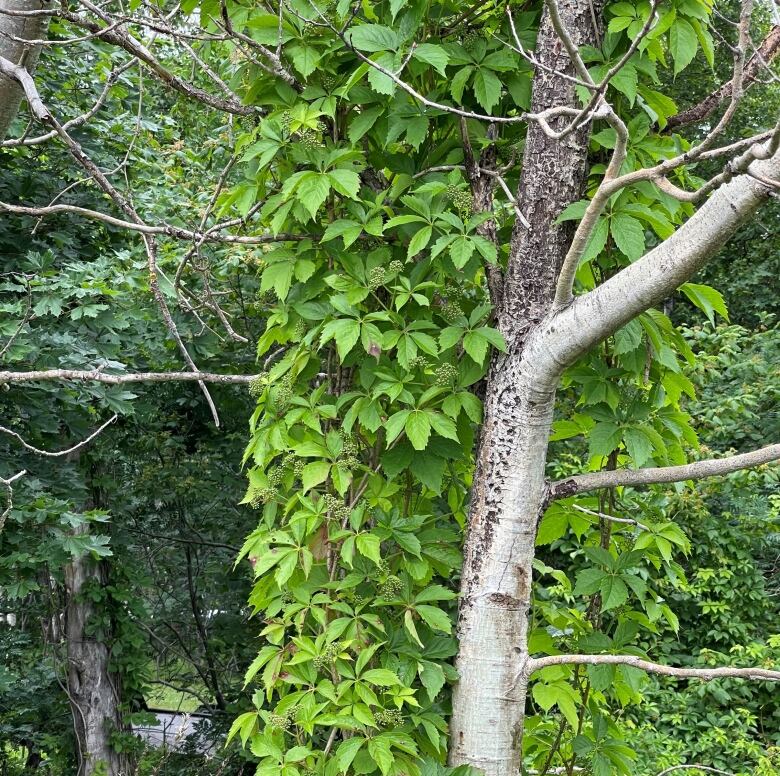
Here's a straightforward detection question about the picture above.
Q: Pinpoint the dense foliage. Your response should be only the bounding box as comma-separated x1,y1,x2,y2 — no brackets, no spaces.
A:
0,0,777,775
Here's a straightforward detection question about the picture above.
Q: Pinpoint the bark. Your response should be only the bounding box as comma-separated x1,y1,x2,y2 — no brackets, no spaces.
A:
665,25,780,131
448,3,602,774
449,123,779,776
65,523,131,775
0,0,49,140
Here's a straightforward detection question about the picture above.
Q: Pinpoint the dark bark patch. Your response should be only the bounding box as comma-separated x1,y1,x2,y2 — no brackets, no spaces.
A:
489,592,522,607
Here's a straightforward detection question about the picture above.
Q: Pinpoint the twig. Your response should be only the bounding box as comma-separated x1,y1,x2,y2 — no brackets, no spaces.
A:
0,415,118,457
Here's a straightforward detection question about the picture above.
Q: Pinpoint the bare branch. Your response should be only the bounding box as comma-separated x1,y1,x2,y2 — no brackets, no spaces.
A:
569,503,650,532
1,60,135,148
655,767,734,776
0,469,25,528
553,104,629,307
0,198,308,244
50,4,255,115
0,369,258,385
0,415,118,458
527,654,780,681
548,444,780,499
667,25,780,131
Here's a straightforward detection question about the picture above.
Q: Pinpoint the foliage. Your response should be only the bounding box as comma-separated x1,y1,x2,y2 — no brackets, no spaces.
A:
0,0,777,773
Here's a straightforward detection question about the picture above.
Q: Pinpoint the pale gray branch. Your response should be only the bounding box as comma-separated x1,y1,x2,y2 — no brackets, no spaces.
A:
548,444,780,499
527,654,780,681
0,369,258,385
0,415,118,457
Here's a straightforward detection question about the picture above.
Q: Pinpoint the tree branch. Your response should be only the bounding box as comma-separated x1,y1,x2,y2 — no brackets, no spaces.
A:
666,25,780,131
528,139,780,386
548,444,780,499
0,415,118,457
0,369,259,385
527,654,780,681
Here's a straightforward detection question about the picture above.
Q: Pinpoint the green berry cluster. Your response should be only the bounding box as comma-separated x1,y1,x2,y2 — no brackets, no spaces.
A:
270,709,295,731
283,452,305,479
445,281,465,300
297,127,321,150
450,188,474,217
250,487,278,508
376,559,390,576
379,575,403,599
268,467,284,487
408,355,431,370
248,373,267,399
323,494,350,522
321,74,337,92
313,642,341,671
461,29,480,48
441,300,464,323
279,111,292,135
375,708,404,728
388,259,404,274
367,265,386,291
273,375,293,411
293,319,307,341
434,362,459,386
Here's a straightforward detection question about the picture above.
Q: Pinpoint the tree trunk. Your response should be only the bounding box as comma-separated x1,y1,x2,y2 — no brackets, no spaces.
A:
449,3,602,774
64,524,130,776
0,0,49,139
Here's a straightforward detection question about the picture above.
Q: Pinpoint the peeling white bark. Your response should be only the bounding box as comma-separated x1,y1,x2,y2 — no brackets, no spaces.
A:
450,141,779,776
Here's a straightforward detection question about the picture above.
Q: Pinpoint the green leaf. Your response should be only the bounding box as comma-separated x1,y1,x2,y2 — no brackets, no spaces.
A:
472,68,502,113
336,738,365,773
680,282,728,324
406,411,431,451
367,736,395,776
346,24,399,53
361,668,402,686
408,225,433,258
462,331,488,364
610,62,637,105
413,43,450,76
260,261,294,300
288,44,320,78
622,427,654,467
573,567,605,596
418,661,446,701
536,508,569,545
296,172,331,219
328,169,361,199
669,18,698,75
613,318,643,354
321,318,361,361
588,422,622,458
416,604,452,633
610,213,645,260
356,533,382,564
386,409,411,445
302,460,331,491
450,236,476,269
348,105,384,143
600,575,629,611
450,65,473,103
368,52,398,95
